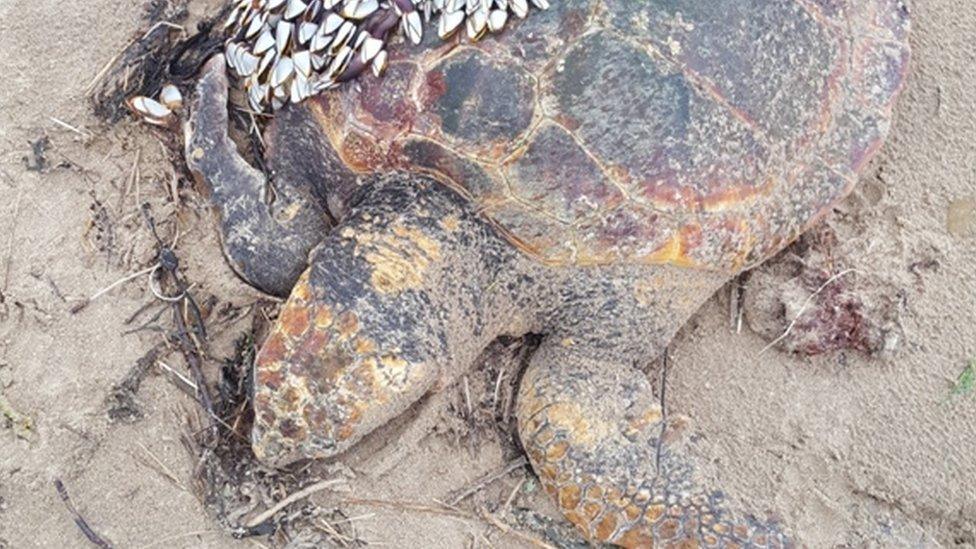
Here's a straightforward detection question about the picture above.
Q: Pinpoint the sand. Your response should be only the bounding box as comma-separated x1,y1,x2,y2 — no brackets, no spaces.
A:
1,0,974,547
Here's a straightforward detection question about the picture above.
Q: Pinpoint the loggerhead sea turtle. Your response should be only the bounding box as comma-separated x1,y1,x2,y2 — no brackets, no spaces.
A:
184,0,911,545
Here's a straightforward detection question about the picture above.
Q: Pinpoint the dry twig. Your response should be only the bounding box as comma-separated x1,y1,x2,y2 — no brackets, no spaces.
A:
54,479,114,549
447,457,528,506
244,479,346,529
478,507,556,549
49,117,92,139
339,496,554,548
106,339,169,421
70,264,158,314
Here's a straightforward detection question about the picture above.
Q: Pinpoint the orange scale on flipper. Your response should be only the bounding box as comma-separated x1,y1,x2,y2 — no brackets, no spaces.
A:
277,303,311,340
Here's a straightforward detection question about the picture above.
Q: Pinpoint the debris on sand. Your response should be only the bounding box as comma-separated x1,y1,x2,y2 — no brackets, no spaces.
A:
23,137,49,172
744,226,904,356
0,391,33,440
88,0,197,123
105,340,169,422
947,359,976,400
54,480,114,549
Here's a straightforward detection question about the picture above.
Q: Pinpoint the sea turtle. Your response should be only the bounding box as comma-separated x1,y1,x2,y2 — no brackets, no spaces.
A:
183,0,911,545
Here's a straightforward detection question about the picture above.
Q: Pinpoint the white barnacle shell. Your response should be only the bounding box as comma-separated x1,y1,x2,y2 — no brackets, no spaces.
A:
158,84,183,110
271,56,295,87
222,0,546,112
284,0,308,19
437,9,465,39
128,96,173,126
298,21,319,44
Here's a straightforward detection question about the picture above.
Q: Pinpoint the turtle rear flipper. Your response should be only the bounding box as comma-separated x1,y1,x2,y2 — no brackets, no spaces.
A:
185,56,332,296
517,341,791,547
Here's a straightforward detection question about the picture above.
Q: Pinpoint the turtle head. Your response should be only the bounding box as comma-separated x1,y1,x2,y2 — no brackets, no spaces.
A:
249,175,532,466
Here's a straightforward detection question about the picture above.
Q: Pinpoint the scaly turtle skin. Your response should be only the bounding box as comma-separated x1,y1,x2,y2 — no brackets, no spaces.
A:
184,1,910,546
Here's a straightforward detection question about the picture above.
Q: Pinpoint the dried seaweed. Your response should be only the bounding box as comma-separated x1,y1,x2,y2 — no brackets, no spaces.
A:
180,333,364,546
89,0,226,123
105,340,169,422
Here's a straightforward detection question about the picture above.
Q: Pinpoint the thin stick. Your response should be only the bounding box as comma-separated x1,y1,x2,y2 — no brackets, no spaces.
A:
117,148,141,213
157,361,198,392
141,20,186,40
245,479,345,528
759,268,857,355
49,117,91,138
170,296,217,431
342,497,473,519
502,477,525,510
54,479,114,549
2,182,25,293
134,530,221,549
71,264,158,313
492,370,506,412
86,47,128,95
728,275,745,333
106,339,169,420
462,375,473,418
134,441,184,490
314,518,357,547
343,496,554,546
478,508,556,549
447,457,528,505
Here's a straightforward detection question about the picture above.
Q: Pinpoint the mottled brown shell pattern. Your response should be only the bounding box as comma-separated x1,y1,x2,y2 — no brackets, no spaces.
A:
304,0,910,270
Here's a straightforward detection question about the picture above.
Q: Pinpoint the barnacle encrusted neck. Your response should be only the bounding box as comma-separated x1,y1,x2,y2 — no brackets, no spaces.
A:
222,0,549,112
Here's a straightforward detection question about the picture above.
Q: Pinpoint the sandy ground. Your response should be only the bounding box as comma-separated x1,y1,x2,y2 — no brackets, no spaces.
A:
1,0,974,547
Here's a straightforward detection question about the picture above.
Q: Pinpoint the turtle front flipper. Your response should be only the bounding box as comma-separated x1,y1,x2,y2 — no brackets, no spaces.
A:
517,339,792,548
250,175,533,466
184,55,331,297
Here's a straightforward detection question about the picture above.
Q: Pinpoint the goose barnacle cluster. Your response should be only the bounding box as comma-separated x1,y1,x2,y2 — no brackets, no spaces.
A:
221,0,549,112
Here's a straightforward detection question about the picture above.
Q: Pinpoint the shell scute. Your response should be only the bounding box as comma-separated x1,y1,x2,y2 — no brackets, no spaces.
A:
503,122,624,225
484,200,574,263
400,137,500,199
850,0,911,42
745,160,852,265
604,0,840,147
851,38,912,112
547,32,771,212
499,0,593,70
573,204,669,265
425,48,536,158
355,61,419,130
